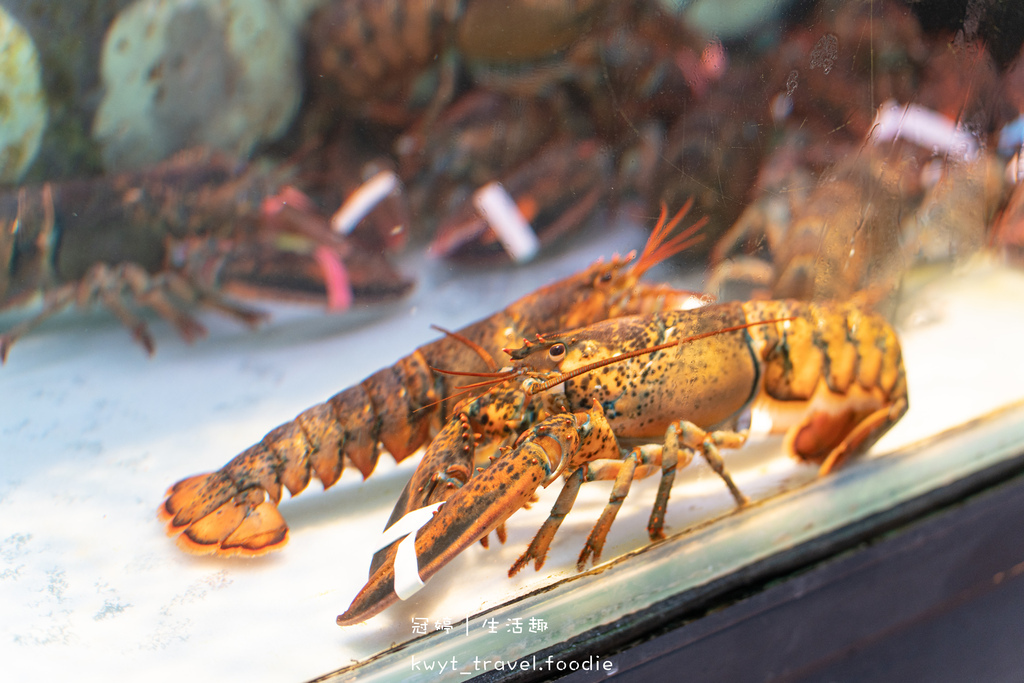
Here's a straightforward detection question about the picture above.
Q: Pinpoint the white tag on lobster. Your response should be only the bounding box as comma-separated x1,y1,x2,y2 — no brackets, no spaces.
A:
331,170,401,234
869,100,978,162
473,181,540,262
373,501,444,601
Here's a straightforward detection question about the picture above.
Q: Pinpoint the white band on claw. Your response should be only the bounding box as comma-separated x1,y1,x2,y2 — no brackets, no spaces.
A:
869,100,978,161
375,502,444,601
331,170,400,234
394,532,425,600
473,182,540,262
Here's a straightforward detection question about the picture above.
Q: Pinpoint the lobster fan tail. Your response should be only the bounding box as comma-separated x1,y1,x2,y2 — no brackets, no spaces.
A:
160,472,289,556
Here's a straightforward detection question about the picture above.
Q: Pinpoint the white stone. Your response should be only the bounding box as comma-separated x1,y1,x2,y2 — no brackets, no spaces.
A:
0,7,47,182
92,0,301,170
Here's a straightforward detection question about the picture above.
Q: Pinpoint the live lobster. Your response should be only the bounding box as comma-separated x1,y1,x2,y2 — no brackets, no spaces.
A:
159,206,710,555
338,298,908,625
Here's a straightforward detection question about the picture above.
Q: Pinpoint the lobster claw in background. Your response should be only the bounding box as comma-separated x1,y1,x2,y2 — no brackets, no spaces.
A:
428,138,613,262
396,90,559,201
187,236,412,312
175,178,413,311
288,128,414,253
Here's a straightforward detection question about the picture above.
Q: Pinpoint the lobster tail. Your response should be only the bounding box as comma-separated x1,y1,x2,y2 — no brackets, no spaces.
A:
159,349,444,555
159,470,289,556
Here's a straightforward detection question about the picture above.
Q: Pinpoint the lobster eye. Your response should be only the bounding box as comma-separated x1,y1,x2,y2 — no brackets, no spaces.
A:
599,271,613,283
548,343,566,361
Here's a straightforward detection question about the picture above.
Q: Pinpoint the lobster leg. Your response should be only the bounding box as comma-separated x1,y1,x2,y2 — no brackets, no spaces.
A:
675,422,749,507
1,283,80,361
0,261,265,362
648,432,684,542
133,267,266,333
111,264,210,344
512,415,755,574
576,449,643,570
97,285,158,353
573,441,680,568
575,420,750,568
508,466,587,576
646,421,749,542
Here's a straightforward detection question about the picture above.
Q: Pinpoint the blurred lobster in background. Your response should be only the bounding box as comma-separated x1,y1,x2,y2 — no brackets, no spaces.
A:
0,0,720,356
8,0,1024,358
707,0,1021,304
303,0,744,261
0,148,412,361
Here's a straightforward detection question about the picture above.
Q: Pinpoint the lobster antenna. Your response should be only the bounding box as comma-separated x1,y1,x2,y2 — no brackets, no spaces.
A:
651,204,707,260
445,374,517,391
643,230,707,268
634,203,675,273
413,373,515,414
528,317,796,394
633,200,708,276
428,366,516,381
430,324,501,371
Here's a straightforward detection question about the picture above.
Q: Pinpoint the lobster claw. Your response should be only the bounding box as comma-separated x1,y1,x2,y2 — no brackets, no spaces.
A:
337,412,589,626
180,194,413,311
338,405,618,625
428,138,613,262
337,447,552,626
368,414,477,575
